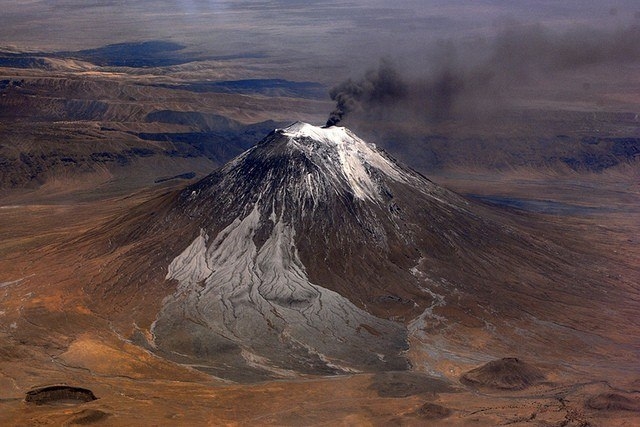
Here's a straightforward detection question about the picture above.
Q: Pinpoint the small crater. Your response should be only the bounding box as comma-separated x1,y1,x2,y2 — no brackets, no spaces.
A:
460,357,545,390
416,402,452,419
586,393,640,411
25,385,97,406
67,409,110,425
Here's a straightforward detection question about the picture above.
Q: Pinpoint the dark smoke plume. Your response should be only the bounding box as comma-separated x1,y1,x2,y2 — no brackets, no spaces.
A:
325,23,640,126
325,59,407,127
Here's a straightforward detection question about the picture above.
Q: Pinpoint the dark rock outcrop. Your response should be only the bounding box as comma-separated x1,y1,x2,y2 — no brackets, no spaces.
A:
25,385,97,405
460,358,545,390
586,393,640,411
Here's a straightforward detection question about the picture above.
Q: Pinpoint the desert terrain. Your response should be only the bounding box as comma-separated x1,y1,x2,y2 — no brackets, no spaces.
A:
1,1,639,426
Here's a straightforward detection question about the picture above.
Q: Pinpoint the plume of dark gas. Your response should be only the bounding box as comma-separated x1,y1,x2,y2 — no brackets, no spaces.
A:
325,60,407,127
325,23,640,127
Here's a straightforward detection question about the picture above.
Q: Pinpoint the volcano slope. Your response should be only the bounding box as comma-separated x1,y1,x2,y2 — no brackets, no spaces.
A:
1,122,639,424
58,121,635,379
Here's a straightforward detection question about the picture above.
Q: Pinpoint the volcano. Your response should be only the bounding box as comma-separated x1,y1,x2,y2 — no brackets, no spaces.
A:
79,121,629,382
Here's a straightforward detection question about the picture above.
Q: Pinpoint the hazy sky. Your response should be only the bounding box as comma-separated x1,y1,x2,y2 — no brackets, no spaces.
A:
2,1,638,57
1,1,639,96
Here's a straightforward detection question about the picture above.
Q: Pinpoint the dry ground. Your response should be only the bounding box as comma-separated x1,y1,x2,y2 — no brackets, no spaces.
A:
1,169,638,426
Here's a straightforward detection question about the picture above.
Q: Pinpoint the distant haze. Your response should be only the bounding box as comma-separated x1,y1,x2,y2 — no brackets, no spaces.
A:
1,1,639,122
1,1,638,65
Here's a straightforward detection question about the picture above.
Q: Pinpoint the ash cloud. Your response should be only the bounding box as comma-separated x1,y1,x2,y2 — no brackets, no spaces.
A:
326,22,640,126
326,60,407,127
